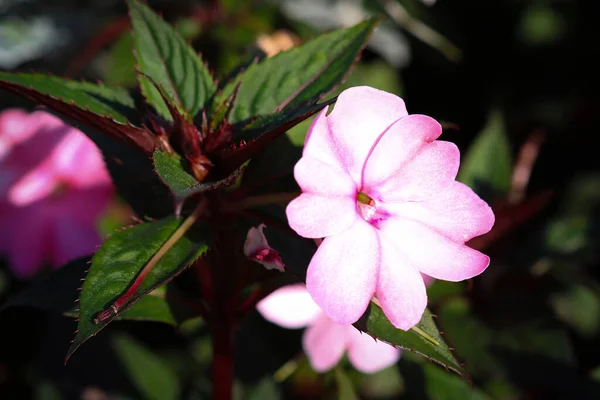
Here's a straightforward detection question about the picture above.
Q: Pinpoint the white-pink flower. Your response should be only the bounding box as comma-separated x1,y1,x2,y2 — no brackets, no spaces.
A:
286,86,494,330
257,283,400,373
0,109,113,279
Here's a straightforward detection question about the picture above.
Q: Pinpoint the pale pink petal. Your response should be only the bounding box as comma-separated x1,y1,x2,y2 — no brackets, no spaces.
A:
50,214,101,268
257,284,322,328
386,181,495,242
8,165,57,206
376,234,428,330
373,140,458,201
302,314,350,372
0,109,36,144
286,193,357,238
306,219,378,324
294,156,356,197
302,107,342,168
326,87,408,183
346,327,401,373
381,217,490,282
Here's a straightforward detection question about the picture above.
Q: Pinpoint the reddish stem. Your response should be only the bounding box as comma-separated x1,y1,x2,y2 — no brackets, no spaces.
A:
212,321,235,400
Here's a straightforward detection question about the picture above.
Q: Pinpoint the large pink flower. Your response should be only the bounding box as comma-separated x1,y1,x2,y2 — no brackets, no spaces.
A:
0,109,113,279
257,283,401,373
286,86,494,330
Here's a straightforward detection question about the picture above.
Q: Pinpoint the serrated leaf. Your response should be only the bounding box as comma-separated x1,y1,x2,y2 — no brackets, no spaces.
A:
457,110,513,199
128,0,216,120
356,305,468,380
0,72,157,152
114,335,181,400
214,18,377,124
153,150,242,201
1,257,193,326
67,217,210,360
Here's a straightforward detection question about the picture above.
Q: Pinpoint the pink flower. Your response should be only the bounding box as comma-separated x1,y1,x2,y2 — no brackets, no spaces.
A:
286,87,494,330
0,109,113,279
243,224,285,272
257,283,401,373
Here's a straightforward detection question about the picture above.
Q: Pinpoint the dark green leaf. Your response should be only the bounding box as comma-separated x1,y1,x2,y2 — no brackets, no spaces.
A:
214,18,378,124
113,335,181,400
128,0,216,120
0,72,157,153
356,305,469,380
153,150,242,201
457,110,512,199
335,368,360,400
67,217,210,360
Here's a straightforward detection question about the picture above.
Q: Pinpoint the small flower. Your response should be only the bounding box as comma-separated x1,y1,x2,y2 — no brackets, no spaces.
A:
0,110,113,279
257,283,400,373
244,224,285,272
286,86,494,330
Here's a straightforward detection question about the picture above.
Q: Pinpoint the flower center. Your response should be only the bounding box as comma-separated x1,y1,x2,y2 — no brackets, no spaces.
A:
356,191,390,229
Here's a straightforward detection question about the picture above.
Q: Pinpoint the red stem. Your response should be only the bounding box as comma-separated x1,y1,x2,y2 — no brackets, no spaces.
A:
212,321,235,400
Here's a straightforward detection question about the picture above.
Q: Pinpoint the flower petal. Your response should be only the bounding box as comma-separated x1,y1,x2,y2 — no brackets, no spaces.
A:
50,214,100,268
51,131,111,188
303,107,342,167
8,165,57,206
286,193,357,238
386,181,495,242
381,217,490,282
257,283,322,328
306,219,378,325
294,156,356,198
346,327,401,373
376,234,428,330
363,115,446,197
326,87,408,183
302,314,350,372
371,141,459,202
6,206,51,279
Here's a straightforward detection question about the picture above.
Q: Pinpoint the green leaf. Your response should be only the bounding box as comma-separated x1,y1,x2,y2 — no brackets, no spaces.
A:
0,72,157,152
457,110,512,199
128,0,216,120
356,305,469,380
214,18,378,124
1,257,193,326
113,335,181,400
153,150,243,201
67,217,210,360
335,368,360,400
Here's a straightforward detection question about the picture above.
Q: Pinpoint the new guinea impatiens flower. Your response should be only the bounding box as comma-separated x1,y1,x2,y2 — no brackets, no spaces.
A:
286,86,495,330
0,109,113,279
257,283,401,373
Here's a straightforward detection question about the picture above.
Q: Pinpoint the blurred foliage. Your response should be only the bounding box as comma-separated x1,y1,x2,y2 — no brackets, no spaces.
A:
1,0,600,399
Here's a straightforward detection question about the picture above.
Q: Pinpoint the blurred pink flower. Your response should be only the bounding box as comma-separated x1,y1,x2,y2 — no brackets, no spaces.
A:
243,224,284,272
286,86,494,330
257,283,400,373
0,109,113,279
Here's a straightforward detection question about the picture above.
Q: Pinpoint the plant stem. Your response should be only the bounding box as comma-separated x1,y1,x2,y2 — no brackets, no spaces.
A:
212,321,235,400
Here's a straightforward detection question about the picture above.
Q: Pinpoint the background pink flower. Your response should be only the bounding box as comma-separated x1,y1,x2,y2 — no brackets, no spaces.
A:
0,109,114,279
286,86,495,330
257,283,401,373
